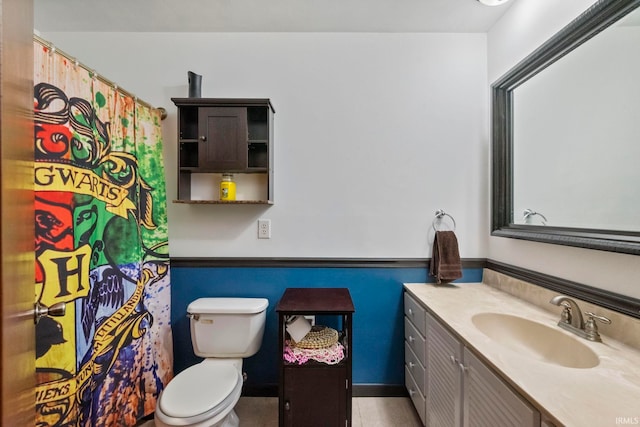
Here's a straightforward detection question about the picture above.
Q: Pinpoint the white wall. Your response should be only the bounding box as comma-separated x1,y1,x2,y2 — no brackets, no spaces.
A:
38,5,640,299
488,0,640,300
39,32,489,259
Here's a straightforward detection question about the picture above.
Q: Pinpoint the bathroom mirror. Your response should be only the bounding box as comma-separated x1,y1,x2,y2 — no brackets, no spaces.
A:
492,0,640,255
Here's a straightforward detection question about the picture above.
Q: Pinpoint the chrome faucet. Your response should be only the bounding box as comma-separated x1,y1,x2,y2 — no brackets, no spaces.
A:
549,295,611,342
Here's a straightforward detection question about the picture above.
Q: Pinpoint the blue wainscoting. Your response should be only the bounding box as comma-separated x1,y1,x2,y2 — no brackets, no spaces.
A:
170,265,483,395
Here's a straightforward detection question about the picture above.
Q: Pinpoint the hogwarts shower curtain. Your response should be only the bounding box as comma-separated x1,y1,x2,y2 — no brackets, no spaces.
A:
33,41,173,426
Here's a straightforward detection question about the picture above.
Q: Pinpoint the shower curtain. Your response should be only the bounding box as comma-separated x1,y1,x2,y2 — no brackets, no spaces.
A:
33,41,173,426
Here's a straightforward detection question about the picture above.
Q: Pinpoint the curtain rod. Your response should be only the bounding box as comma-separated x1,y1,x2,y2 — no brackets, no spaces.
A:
33,34,167,120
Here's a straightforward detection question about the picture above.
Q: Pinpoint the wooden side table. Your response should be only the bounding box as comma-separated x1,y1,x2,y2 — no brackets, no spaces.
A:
277,288,355,427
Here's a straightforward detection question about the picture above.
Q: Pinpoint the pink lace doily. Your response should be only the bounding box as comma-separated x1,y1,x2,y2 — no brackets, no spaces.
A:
283,340,345,365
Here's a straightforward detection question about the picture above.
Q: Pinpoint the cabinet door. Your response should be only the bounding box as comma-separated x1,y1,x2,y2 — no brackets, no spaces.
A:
283,366,347,427
198,107,247,171
426,313,464,427
463,348,540,427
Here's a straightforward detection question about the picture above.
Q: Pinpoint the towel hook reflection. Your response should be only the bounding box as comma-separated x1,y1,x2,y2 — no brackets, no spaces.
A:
523,209,547,225
432,209,456,232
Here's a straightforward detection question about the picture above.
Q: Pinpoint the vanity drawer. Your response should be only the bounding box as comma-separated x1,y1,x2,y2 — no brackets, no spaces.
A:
404,342,425,394
404,317,426,362
404,293,426,336
405,365,426,426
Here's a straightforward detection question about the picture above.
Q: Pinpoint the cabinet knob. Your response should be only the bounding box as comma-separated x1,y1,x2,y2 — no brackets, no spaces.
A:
284,401,290,411
199,135,207,141
408,308,413,316
408,336,415,343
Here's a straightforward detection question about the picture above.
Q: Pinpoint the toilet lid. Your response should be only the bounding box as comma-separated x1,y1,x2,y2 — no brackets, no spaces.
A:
160,363,239,418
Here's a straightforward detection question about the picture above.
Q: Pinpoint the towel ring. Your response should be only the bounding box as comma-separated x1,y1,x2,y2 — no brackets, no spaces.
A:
432,209,456,232
523,209,547,226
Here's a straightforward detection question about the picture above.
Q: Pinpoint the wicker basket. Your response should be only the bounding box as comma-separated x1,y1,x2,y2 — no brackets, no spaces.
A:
290,325,339,349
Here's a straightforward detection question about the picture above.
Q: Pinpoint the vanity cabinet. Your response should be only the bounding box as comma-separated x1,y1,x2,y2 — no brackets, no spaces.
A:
277,288,354,427
171,98,274,203
404,292,540,427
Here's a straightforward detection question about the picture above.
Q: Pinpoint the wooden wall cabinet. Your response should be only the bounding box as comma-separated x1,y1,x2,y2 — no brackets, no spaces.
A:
404,292,541,427
171,98,274,204
277,288,355,427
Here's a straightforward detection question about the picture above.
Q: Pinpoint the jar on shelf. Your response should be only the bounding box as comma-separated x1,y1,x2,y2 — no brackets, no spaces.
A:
219,174,236,201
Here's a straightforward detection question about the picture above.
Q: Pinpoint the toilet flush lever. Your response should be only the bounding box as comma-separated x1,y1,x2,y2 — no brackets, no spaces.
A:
186,313,199,321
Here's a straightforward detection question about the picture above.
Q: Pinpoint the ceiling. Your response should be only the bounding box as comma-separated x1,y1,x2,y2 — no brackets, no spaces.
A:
34,0,515,33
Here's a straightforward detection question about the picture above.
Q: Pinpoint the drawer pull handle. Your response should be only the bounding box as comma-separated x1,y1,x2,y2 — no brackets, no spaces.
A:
448,354,467,372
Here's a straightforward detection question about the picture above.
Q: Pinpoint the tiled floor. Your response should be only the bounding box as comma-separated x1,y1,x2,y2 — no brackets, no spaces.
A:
235,397,422,427
141,396,422,426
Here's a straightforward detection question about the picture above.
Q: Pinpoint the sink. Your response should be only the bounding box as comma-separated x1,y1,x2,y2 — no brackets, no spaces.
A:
471,312,600,369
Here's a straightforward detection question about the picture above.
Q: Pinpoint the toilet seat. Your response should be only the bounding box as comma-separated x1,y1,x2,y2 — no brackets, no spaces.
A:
157,362,243,425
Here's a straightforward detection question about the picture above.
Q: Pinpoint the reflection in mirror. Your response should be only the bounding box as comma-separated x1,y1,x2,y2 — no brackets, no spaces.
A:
492,0,640,255
513,8,640,231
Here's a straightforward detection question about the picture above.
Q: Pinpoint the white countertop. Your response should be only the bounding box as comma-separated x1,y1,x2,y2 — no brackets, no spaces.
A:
404,282,640,427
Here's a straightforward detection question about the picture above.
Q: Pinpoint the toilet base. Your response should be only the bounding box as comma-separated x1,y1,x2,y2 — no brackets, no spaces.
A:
153,409,238,427
217,410,239,427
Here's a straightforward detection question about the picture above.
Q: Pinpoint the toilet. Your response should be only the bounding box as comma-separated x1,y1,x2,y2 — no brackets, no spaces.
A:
154,297,269,427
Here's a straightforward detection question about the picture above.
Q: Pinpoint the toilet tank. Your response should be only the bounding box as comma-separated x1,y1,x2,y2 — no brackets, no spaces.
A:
187,297,269,358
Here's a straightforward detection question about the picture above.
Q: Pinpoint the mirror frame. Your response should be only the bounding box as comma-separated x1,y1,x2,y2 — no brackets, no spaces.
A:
492,0,640,256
